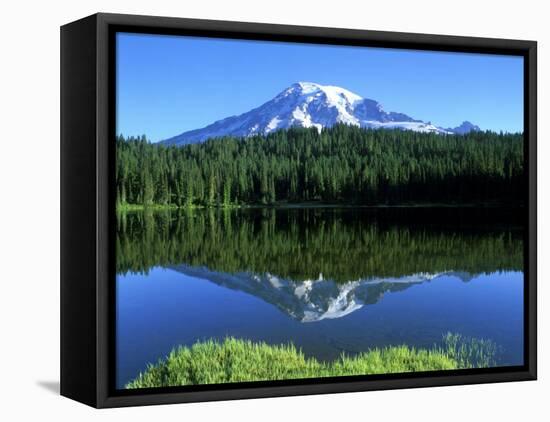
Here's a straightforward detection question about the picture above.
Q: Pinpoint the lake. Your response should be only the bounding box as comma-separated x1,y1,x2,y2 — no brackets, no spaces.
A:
115,207,524,388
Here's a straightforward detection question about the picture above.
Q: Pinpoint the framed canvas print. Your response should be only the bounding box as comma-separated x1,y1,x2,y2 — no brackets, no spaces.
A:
60,13,537,408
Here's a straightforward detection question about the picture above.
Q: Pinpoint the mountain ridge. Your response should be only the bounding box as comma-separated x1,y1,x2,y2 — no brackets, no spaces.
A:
162,82,481,146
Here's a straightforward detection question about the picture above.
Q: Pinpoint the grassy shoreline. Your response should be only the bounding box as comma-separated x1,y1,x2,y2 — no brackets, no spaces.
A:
117,200,521,212
126,334,496,389
116,203,181,212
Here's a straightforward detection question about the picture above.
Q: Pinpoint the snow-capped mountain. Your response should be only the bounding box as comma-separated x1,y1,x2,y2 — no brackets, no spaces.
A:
162,82,480,146
169,264,475,322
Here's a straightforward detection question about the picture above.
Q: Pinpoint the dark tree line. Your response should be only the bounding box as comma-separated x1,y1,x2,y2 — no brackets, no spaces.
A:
116,125,524,207
116,208,523,279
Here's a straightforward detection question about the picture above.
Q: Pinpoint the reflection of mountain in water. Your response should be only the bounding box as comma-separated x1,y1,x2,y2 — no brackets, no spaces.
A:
169,265,474,322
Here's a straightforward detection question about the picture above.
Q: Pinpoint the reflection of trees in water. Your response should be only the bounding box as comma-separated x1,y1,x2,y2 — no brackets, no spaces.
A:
116,208,523,280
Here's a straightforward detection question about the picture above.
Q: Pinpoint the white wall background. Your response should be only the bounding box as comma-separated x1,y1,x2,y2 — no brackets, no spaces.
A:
0,0,547,420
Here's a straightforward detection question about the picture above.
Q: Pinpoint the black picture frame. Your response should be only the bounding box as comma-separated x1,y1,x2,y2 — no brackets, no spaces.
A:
60,12,537,408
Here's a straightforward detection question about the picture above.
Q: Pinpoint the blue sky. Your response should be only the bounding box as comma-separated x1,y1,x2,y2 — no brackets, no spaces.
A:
116,32,524,143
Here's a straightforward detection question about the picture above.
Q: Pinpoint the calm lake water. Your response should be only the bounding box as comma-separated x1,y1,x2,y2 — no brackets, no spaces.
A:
115,207,524,388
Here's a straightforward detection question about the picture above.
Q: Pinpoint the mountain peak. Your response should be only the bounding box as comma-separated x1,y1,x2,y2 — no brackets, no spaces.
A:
446,121,481,135
285,82,364,105
162,82,480,145
290,81,322,92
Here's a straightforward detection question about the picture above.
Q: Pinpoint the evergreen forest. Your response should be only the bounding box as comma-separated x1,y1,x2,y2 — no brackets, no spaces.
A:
116,125,524,208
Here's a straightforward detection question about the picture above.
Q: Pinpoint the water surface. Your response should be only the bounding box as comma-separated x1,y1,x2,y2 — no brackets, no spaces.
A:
116,208,524,388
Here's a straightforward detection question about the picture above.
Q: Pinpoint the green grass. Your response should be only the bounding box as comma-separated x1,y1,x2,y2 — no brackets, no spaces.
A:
116,201,506,212
116,202,246,212
125,334,496,389
116,203,180,212
439,332,497,368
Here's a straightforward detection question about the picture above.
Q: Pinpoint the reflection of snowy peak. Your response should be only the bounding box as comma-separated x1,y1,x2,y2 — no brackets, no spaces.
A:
169,265,465,322
162,82,479,145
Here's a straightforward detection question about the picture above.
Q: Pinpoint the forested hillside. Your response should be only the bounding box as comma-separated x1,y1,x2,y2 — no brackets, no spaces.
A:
116,125,524,207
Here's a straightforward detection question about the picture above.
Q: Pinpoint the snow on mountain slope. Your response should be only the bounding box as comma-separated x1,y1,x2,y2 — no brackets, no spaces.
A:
162,82,478,146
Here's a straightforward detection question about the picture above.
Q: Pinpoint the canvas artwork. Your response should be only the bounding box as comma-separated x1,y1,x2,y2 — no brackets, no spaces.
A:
114,33,525,390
